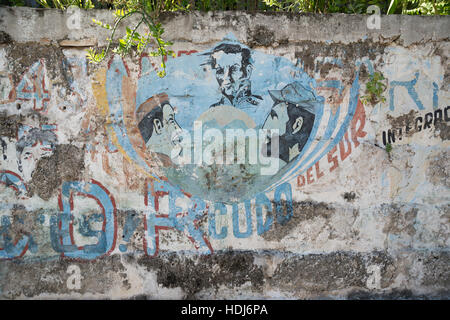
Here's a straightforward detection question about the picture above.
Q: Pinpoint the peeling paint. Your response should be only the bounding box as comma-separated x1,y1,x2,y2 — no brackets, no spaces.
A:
0,9,448,300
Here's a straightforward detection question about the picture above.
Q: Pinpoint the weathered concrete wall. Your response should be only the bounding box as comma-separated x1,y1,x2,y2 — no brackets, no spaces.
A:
0,7,449,299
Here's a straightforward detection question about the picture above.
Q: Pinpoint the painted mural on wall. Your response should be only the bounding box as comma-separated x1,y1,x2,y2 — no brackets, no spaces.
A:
87,33,366,257
0,33,447,261
103,34,359,204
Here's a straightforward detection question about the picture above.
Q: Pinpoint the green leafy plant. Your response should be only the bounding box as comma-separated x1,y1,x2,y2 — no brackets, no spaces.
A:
6,0,449,13
361,71,387,105
37,0,95,9
8,0,447,77
260,0,448,14
35,0,190,77
1,0,26,6
388,0,449,15
261,0,391,14
86,0,191,77
386,143,392,153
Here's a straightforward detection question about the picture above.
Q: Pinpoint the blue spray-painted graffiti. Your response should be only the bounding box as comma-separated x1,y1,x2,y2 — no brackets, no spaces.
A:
389,72,424,111
119,211,141,253
0,216,32,259
144,179,213,256
50,180,116,260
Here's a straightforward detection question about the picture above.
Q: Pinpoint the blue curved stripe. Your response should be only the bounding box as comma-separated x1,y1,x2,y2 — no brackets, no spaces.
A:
293,105,341,176
106,57,155,176
281,96,325,180
292,73,360,180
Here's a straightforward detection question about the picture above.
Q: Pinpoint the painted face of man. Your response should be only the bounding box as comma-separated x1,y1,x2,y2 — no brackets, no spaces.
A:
262,102,289,136
212,51,246,99
262,102,309,163
162,103,183,148
146,103,183,158
261,102,288,162
20,144,53,181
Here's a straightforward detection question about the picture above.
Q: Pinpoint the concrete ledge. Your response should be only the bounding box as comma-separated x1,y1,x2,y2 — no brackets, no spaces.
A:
0,7,449,47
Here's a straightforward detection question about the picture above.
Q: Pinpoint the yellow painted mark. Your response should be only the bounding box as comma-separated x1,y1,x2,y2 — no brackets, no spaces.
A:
91,68,159,182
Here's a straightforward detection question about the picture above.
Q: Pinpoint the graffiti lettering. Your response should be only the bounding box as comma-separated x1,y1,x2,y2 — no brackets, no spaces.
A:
297,100,367,188
15,60,50,112
143,180,213,256
382,106,450,145
389,72,424,111
50,180,117,260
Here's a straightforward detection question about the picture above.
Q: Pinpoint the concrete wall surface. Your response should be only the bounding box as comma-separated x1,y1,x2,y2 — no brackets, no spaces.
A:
0,7,449,299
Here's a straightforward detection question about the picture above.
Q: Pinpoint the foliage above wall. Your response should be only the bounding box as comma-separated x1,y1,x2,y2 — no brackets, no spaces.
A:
1,0,448,15
86,0,179,77
1,0,447,75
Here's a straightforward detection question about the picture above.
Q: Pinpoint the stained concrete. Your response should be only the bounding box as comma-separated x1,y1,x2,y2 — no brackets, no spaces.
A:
0,8,448,300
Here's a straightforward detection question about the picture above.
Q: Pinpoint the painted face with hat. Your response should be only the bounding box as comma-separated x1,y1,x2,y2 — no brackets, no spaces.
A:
136,93,183,161
262,82,317,165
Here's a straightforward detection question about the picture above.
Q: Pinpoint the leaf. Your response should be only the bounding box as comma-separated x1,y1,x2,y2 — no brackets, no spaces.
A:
386,143,392,153
387,0,400,14
114,9,125,18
